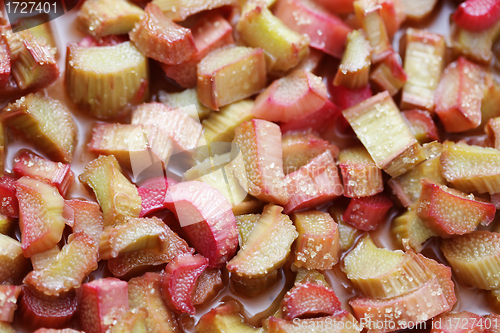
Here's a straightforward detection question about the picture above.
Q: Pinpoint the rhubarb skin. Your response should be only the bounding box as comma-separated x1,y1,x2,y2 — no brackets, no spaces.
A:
402,109,439,144
23,232,99,296
79,278,129,333
160,253,208,314
329,83,373,111
197,46,267,110
434,57,485,133
453,0,500,32
33,329,84,333
334,29,371,89
137,177,176,217
0,176,19,218
343,194,393,231
417,179,495,237
338,146,384,198
280,100,341,135
441,231,500,290
196,301,260,333
237,1,309,72
233,119,290,205
63,200,103,245
164,181,238,268
252,70,328,123
329,205,363,251
14,150,74,197
0,234,30,284
18,286,77,329
285,150,343,214
161,14,234,88
0,285,21,322
450,19,500,64
273,0,352,58
151,0,237,21
128,272,180,333
391,209,436,252
192,269,223,306
78,0,144,38
78,35,129,48
431,311,485,333
282,130,339,175
1,93,77,164
268,311,362,333
401,29,446,112
314,0,355,13
370,51,408,96
0,33,10,88
16,177,65,258
79,155,142,228
291,210,340,270
281,282,341,320
129,3,196,65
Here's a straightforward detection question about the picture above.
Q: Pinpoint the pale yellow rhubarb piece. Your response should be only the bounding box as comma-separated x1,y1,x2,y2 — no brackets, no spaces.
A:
294,268,330,287
158,88,212,120
441,231,500,290
78,0,144,38
196,302,261,333
197,46,267,110
342,91,425,177
231,269,280,297
401,28,446,112
0,214,14,235
0,322,15,333
28,21,58,55
291,210,340,270
333,30,371,89
66,41,149,119
1,93,77,163
152,0,237,21
440,141,500,194
391,209,436,252
79,155,142,228
0,234,30,284
328,205,362,252
450,19,500,64
30,246,60,270
237,1,309,72
342,235,431,298
400,0,437,21
479,72,500,130
109,308,148,333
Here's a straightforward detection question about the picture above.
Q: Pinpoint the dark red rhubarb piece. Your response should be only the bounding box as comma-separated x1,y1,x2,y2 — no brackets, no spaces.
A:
402,110,440,144
0,285,21,322
453,0,500,31
0,34,10,88
137,177,176,217
281,282,341,320
342,194,394,231
78,35,128,47
0,176,19,218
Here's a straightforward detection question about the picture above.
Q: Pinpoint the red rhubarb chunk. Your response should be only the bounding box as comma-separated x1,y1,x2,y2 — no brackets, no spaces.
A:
14,150,74,197
280,100,341,135
63,199,103,244
160,253,209,315
329,83,373,111
79,278,129,333
0,285,21,322
0,176,19,218
137,177,176,217
18,286,77,329
164,181,238,268
342,194,394,231
402,110,440,144
0,34,10,88
281,282,342,320
453,0,500,31
78,35,128,47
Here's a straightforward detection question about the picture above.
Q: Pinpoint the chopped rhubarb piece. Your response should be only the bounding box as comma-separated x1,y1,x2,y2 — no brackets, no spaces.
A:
100,216,168,260
402,109,439,144
343,194,393,231
329,83,373,111
370,51,408,96
0,285,21,322
0,234,30,284
63,200,103,244
343,235,431,298
431,311,485,333
314,0,355,13
285,150,343,213
354,1,392,63
450,19,500,64
291,210,340,270
233,119,289,205
79,278,129,333
0,322,15,332
197,46,267,110
237,1,309,72
268,311,362,333
338,146,384,198
391,209,436,252
415,253,456,308
0,176,19,218
65,41,148,119
280,100,341,135
350,277,450,332
440,141,500,194
161,14,233,88
282,130,339,175
376,0,407,38
79,155,142,228
417,179,495,237
231,269,280,298
192,269,223,306
434,57,485,132
160,253,208,314
196,302,260,333
78,35,129,47
441,231,500,290
152,0,236,21
274,0,351,58
253,70,328,123
14,151,74,196
453,0,500,31
159,88,212,120
401,0,438,22
107,220,194,278
227,204,298,279
164,181,238,267
488,289,500,312
343,91,425,177
128,272,179,332
282,282,341,320
16,177,65,258
33,329,83,333
30,246,60,271
108,308,147,333
0,214,14,235
487,117,500,149
0,34,10,88
19,286,77,329
129,3,196,65
235,214,260,246
294,268,330,286
401,29,446,112
78,0,143,38
334,30,371,89
23,232,99,296
1,93,77,163
329,205,363,251
137,177,175,217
